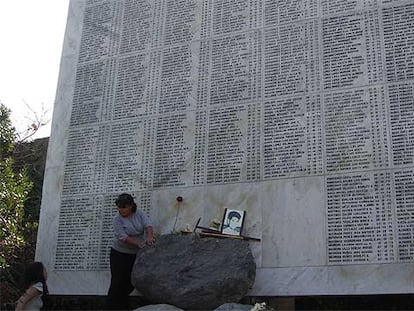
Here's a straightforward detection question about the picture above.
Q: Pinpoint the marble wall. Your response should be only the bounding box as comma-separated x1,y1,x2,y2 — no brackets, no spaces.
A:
37,0,414,295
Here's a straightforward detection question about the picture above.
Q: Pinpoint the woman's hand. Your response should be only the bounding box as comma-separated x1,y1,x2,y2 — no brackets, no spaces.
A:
125,237,146,248
137,240,146,248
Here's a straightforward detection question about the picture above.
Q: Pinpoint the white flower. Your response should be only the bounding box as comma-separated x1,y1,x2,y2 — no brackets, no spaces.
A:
250,302,267,311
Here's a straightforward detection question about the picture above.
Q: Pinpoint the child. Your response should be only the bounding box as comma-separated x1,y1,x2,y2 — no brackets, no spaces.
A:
15,262,48,311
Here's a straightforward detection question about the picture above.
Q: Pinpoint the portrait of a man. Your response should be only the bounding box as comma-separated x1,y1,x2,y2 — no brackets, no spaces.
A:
221,208,246,236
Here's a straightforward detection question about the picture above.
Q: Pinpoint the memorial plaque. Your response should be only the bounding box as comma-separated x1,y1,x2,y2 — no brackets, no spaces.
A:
321,0,378,15
78,0,122,62
326,172,394,264
37,0,414,296
264,21,321,97
265,0,318,26
324,87,390,172
164,0,202,44
62,125,110,195
114,51,161,119
210,31,262,105
213,0,263,34
120,0,164,54
159,44,199,113
322,10,384,90
395,169,414,261
55,196,103,270
383,3,414,82
263,95,322,178
153,112,195,188
70,59,116,125
207,104,261,183
389,82,414,166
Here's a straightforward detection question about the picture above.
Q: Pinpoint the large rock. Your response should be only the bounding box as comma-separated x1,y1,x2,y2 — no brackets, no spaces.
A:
134,304,184,311
131,234,256,310
214,303,253,311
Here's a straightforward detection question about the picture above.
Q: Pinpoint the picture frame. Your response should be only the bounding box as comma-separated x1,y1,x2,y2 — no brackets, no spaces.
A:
220,208,246,236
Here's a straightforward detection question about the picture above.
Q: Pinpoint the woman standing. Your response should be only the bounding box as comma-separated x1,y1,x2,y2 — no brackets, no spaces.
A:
107,193,155,310
15,262,48,311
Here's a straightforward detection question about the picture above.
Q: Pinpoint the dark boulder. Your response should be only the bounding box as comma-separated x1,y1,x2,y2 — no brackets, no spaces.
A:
214,303,254,311
131,234,256,310
134,304,184,311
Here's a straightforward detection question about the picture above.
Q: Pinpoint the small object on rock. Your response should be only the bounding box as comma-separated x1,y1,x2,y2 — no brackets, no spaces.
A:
250,302,276,311
132,234,256,310
180,224,192,234
209,218,221,230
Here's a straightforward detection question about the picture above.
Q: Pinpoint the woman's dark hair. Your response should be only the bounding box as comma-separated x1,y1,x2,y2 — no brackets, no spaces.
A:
115,193,137,212
24,262,48,295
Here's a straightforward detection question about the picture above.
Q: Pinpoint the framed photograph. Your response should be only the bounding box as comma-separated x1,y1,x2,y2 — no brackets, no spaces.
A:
221,208,246,236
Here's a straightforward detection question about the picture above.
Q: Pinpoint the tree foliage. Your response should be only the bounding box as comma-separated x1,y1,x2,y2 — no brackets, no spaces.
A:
0,103,15,158
14,137,49,224
0,158,32,268
0,103,33,303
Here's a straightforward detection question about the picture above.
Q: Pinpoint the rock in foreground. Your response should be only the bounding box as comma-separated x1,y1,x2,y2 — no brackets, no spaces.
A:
134,304,184,311
131,234,256,310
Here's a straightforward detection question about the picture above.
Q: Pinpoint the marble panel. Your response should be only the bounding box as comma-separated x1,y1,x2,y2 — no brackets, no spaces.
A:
151,186,207,235
250,263,414,296
49,271,105,295
261,177,326,267
204,183,262,267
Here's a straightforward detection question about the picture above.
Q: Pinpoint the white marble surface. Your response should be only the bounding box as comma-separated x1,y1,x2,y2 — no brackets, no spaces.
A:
250,264,414,296
48,271,110,295
35,0,414,298
204,183,262,267
35,0,84,280
261,177,326,267
151,186,206,234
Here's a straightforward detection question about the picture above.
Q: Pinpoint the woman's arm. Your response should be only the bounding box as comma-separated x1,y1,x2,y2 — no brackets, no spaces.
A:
15,286,41,311
113,217,145,248
124,236,146,248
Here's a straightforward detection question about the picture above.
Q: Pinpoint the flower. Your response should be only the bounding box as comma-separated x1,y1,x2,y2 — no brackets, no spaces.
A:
250,302,267,311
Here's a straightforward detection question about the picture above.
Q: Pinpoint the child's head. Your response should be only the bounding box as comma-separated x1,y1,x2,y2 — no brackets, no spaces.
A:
24,262,47,287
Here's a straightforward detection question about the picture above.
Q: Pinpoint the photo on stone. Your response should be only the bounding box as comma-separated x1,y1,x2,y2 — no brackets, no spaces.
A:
221,208,246,236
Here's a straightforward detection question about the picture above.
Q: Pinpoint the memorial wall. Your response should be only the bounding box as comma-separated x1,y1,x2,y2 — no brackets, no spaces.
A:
37,0,414,295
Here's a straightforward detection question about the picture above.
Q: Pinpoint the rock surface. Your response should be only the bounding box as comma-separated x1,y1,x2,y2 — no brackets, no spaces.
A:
134,304,184,311
213,303,253,311
133,303,255,311
131,234,256,310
